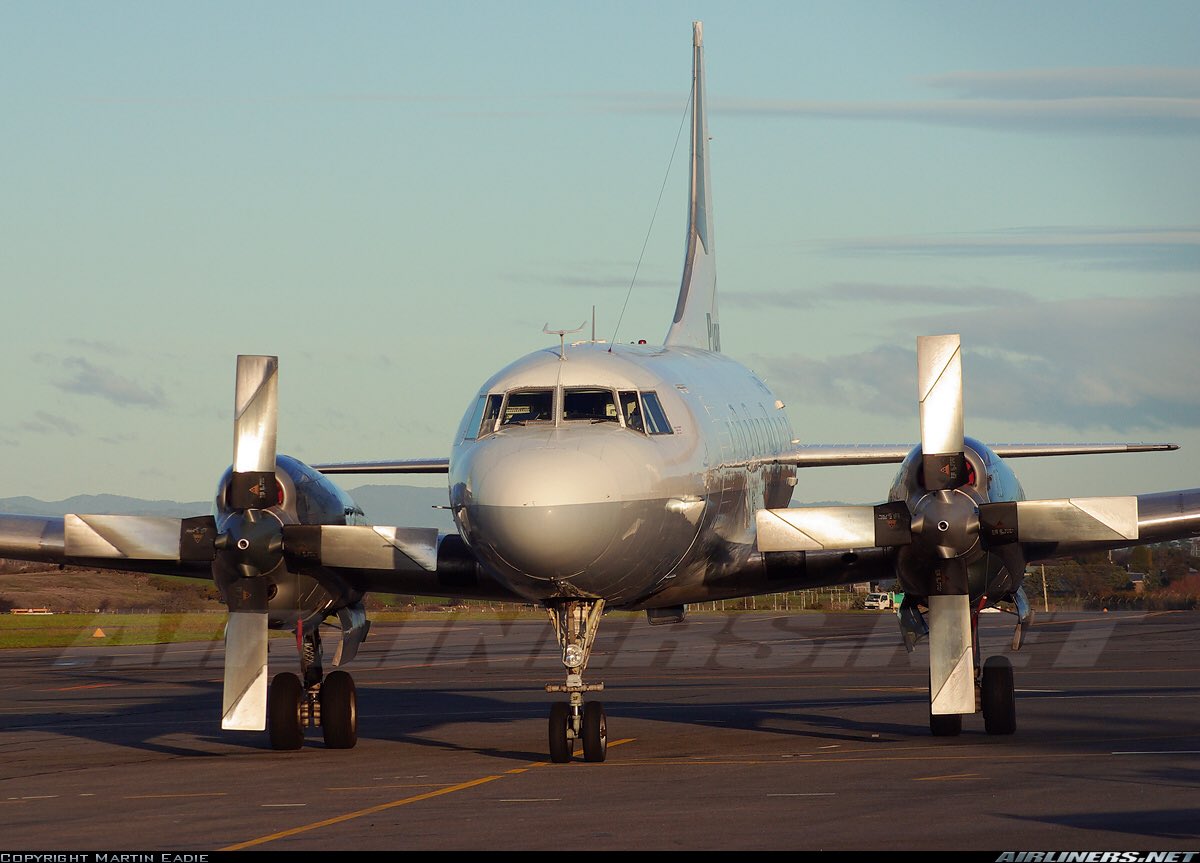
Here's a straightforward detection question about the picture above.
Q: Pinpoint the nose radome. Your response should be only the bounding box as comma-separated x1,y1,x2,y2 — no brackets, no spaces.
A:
468,446,623,580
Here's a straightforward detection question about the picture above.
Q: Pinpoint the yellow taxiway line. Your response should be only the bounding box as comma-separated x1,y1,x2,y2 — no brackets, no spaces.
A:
222,738,637,850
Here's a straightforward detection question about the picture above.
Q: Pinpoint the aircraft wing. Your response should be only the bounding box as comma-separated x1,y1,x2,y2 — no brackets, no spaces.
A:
728,441,1178,469
759,486,1200,555
281,528,523,603
0,513,216,577
1019,487,1200,561
312,458,449,474
0,512,522,602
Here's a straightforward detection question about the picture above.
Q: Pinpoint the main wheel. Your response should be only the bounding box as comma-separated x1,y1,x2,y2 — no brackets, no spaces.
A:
548,702,574,763
929,711,963,737
320,670,358,749
928,670,963,737
582,701,607,763
268,671,305,751
981,655,1016,735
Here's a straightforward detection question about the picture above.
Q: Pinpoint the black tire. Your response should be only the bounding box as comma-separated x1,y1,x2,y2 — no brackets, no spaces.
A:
548,702,573,763
268,672,305,751
582,701,607,763
928,669,963,737
981,655,1017,735
320,670,358,749
929,711,963,737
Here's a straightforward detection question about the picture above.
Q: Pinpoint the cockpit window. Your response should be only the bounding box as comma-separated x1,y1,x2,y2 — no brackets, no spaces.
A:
478,393,503,437
563,388,618,423
641,391,673,435
619,390,643,432
502,389,553,425
461,395,487,442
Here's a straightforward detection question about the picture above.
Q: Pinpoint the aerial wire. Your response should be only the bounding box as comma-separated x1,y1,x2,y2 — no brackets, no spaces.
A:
608,86,693,350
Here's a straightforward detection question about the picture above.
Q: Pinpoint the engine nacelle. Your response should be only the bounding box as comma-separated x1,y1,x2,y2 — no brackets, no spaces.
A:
887,436,1027,601
212,454,365,629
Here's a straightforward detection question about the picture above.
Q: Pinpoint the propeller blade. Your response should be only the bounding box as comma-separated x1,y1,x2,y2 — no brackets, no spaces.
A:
64,514,216,561
917,334,967,490
979,497,1138,546
928,593,974,715
756,502,911,552
229,355,279,510
218,355,279,732
221,609,269,731
283,524,439,571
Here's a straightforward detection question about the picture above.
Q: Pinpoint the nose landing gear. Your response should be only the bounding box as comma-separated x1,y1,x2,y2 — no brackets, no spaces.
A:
544,600,607,763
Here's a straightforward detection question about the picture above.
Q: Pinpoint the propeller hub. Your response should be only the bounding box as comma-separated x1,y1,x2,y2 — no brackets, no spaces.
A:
911,489,980,560
217,508,285,580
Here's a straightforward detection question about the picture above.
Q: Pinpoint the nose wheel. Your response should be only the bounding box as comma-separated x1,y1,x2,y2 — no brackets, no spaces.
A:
545,600,607,763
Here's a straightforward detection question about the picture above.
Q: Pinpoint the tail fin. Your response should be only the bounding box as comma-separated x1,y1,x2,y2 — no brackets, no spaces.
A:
664,20,720,353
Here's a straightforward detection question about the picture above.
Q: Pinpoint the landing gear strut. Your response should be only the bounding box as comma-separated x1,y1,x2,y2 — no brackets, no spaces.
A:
544,600,607,763
266,624,358,750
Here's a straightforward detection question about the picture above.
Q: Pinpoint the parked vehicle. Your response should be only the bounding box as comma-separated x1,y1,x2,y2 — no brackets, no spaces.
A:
864,592,895,610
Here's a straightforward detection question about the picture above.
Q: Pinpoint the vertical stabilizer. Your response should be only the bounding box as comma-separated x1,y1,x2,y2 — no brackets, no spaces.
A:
665,20,720,352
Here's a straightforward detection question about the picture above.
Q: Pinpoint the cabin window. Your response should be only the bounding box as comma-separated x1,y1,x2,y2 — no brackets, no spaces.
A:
641,391,673,435
563,388,618,423
619,390,644,432
478,393,503,437
502,389,554,425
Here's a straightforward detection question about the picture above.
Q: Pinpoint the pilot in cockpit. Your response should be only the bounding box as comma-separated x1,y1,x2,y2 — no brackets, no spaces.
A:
623,398,644,432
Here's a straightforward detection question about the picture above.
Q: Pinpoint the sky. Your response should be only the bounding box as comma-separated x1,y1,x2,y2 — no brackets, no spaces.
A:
1,0,1197,507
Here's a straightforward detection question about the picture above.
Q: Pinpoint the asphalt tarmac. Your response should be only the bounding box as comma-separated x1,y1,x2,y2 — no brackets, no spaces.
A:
1,610,1198,851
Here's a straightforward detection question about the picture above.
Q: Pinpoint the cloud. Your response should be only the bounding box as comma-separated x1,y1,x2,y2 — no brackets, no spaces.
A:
54,358,167,409
714,96,1200,136
831,227,1200,273
598,66,1200,136
753,293,1200,433
725,283,1034,311
505,269,678,292
922,68,1200,100
68,338,127,357
19,411,83,437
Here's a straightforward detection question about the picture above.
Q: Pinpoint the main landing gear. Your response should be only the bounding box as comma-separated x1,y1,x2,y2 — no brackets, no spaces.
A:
544,599,607,763
267,626,358,750
922,600,1017,738
927,662,1014,737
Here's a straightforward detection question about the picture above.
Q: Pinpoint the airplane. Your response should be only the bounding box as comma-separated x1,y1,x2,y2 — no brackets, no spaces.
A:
1,21,1198,760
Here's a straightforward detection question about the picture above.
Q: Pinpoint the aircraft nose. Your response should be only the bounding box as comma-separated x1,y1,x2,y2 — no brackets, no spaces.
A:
466,445,623,580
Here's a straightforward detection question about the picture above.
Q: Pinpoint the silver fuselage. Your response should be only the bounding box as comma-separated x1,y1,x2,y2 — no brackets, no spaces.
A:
449,343,796,606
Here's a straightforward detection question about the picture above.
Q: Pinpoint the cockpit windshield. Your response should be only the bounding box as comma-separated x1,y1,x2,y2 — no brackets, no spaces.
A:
563,388,618,423
640,391,673,435
475,385,673,436
502,389,553,425
618,391,643,432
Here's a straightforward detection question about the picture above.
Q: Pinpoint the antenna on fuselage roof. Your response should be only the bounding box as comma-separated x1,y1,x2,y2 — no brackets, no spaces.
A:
543,321,587,360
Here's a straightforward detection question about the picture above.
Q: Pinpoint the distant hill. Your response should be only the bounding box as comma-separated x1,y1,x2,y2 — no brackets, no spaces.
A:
0,494,211,518
0,484,454,531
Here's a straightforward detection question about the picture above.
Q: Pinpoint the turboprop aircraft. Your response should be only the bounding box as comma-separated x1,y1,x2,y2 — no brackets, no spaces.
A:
1,21,1198,759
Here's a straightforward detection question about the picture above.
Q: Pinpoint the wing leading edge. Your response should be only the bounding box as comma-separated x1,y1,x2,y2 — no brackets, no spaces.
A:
312,458,450,475
727,441,1178,470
